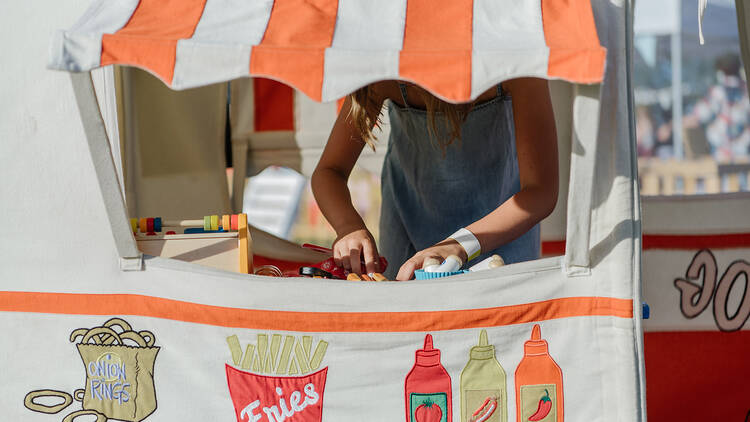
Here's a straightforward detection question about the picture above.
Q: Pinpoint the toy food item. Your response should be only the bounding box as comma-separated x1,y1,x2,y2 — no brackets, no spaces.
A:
423,257,441,272
254,265,282,277
460,330,507,422
433,255,463,273
346,272,387,281
405,334,452,422
515,325,563,422
468,255,504,272
299,267,333,278
488,256,505,269
303,244,388,279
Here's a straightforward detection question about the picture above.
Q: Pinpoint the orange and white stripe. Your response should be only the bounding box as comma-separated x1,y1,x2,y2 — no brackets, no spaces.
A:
0,291,632,332
50,0,606,102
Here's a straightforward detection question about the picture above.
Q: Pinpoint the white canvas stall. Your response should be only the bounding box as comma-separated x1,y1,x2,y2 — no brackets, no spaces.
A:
1,2,646,422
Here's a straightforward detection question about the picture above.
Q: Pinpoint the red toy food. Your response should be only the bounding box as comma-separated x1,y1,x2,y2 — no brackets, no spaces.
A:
303,244,388,279
415,399,442,422
528,389,552,421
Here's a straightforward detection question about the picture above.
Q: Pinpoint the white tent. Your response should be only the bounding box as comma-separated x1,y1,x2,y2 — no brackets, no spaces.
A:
2,1,650,421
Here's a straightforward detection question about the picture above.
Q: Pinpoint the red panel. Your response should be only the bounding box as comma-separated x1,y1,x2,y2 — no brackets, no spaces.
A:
253,78,295,132
541,233,750,255
541,240,566,256
644,331,750,421
643,233,750,250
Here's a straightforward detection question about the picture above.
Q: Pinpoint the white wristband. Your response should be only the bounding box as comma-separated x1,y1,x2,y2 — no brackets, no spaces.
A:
449,228,481,262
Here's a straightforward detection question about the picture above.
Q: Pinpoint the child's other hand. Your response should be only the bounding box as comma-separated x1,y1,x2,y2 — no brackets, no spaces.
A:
396,239,468,281
333,228,380,275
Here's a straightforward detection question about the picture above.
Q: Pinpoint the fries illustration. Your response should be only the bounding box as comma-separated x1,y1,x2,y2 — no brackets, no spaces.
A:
226,333,328,375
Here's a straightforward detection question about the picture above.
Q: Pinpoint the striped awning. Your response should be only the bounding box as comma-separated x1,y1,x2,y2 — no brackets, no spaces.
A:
50,0,606,103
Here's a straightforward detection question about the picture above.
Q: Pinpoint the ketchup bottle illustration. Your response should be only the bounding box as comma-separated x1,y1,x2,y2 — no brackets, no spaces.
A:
405,334,452,422
514,324,563,422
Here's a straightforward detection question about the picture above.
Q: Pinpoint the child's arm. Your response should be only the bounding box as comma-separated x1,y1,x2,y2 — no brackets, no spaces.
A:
396,78,558,280
311,95,385,275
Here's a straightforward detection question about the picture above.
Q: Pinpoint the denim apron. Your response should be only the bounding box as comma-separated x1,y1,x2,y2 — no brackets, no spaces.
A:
379,83,540,279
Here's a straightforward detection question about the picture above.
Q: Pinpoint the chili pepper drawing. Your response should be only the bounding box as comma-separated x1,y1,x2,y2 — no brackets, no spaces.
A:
528,389,552,421
470,396,498,422
415,399,443,422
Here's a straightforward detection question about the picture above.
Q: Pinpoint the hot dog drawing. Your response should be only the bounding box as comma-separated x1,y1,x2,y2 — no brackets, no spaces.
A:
469,397,498,422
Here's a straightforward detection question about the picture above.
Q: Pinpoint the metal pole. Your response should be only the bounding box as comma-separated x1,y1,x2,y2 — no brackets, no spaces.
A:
671,2,683,159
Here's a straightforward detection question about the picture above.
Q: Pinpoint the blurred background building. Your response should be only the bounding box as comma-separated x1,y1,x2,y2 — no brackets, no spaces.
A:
634,0,750,194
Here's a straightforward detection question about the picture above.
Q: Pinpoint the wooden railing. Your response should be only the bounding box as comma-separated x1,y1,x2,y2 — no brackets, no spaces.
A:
638,158,750,195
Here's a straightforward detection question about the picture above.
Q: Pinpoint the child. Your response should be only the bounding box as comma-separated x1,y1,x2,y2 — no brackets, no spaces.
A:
311,79,558,280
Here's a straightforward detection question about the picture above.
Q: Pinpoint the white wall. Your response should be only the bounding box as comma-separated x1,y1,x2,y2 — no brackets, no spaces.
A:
0,1,124,283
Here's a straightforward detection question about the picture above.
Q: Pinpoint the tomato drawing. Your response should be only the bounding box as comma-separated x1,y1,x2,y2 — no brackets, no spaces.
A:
528,389,552,421
415,399,443,422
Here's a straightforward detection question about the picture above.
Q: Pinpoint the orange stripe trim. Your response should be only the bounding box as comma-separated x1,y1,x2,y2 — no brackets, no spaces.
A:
100,0,207,85
250,0,339,101
541,0,606,83
399,0,473,102
0,292,632,332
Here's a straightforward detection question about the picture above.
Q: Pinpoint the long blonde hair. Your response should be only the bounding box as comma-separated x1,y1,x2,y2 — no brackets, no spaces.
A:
348,84,473,151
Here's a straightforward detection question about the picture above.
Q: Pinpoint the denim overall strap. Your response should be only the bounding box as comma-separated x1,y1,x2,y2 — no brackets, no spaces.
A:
398,82,410,108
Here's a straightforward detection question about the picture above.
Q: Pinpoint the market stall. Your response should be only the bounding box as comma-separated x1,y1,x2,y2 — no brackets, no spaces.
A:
2,0,646,421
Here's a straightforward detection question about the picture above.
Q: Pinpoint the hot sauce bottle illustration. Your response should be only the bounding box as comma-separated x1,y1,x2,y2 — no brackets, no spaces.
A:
514,324,563,422
405,334,452,422
460,330,507,422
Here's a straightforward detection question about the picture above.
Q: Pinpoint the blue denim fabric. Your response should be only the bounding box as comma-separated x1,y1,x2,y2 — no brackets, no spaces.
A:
378,85,540,279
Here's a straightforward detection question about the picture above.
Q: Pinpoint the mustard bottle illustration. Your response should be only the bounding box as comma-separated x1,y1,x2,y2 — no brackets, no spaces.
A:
460,330,507,422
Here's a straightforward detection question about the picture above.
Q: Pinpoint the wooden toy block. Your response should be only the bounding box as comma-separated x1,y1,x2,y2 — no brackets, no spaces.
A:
134,213,253,274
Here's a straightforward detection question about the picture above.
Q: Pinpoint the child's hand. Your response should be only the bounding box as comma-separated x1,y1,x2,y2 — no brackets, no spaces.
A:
333,228,380,275
396,239,468,281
